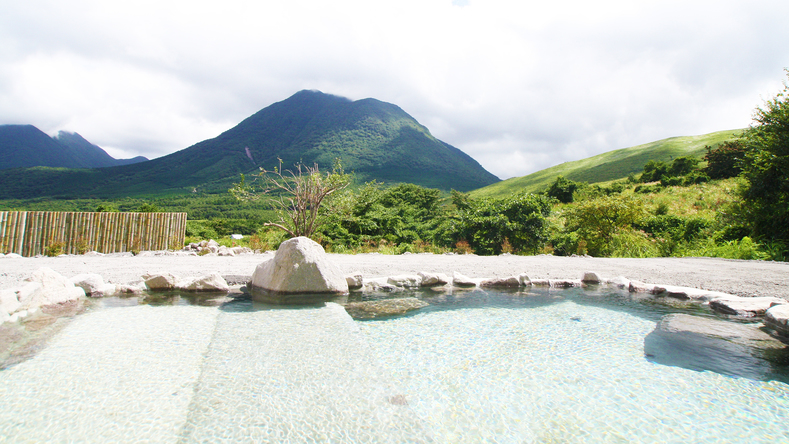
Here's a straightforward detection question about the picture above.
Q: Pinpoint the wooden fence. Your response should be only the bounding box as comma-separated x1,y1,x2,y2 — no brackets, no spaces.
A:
0,212,187,257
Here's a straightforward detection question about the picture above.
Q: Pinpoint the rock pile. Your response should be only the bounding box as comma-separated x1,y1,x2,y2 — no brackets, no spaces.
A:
181,239,255,256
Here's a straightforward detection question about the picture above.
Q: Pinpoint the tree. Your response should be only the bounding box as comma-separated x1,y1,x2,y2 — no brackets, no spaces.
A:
455,193,551,255
230,159,351,239
704,141,745,179
740,70,789,243
545,176,580,203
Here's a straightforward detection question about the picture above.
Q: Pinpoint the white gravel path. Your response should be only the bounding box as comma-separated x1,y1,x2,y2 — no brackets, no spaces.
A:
1,252,787,300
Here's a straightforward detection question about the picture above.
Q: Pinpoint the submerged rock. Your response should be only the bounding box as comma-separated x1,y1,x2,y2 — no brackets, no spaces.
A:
645,313,788,381
250,237,348,295
343,297,429,319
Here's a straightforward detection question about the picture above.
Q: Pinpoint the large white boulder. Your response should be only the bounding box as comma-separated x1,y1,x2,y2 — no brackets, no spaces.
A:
0,289,21,316
177,273,230,292
71,273,118,297
250,237,348,294
142,272,179,290
18,268,85,310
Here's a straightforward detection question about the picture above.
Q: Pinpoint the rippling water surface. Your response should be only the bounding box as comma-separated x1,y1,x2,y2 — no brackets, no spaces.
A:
0,287,787,443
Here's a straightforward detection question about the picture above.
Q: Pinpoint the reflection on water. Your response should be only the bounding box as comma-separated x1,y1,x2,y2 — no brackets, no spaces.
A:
0,285,788,443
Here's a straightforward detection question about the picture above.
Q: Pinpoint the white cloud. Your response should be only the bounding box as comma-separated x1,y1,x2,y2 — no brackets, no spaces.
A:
1,0,788,179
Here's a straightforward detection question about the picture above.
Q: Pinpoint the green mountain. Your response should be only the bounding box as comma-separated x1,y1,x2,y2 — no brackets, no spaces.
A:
0,90,499,199
470,129,742,199
0,125,147,170
53,131,148,168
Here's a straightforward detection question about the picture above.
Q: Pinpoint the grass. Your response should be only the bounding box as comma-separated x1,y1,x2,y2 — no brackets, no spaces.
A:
471,129,742,199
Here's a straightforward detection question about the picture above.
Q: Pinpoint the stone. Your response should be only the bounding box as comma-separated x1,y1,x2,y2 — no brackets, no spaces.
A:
343,297,429,319
518,273,532,286
480,276,521,288
709,297,786,317
71,273,117,297
644,313,788,381
363,281,399,292
250,236,348,294
345,272,364,290
142,272,179,290
549,279,581,288
0,289,21,316
604,276,630,289
387,275,422,288
628,280,666,294
530,279,550,286
217,246,235,257
451,272,476,288
231,246,253,255
178,273,230,292
18,268,85,310
765,304,789,337
118,284,145,294
417,272,449,287
581,272,602,284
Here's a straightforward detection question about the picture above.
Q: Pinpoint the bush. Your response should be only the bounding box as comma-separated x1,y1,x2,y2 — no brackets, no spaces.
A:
563,194,648,256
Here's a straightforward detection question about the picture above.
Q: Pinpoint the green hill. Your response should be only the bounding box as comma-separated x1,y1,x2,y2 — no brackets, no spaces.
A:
0,91,499,199
470,129,742,199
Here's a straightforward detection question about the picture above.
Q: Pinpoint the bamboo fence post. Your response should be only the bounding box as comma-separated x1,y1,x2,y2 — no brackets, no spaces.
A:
0,212,6,253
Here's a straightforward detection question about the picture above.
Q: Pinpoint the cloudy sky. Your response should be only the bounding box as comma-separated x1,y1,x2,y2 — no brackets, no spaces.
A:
1,0,788,179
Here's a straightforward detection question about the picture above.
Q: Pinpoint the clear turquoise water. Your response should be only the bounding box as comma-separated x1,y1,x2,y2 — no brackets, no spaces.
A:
0,287,787,443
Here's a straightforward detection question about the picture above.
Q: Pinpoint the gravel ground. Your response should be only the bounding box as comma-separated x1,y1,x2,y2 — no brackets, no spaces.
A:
1,252,788,300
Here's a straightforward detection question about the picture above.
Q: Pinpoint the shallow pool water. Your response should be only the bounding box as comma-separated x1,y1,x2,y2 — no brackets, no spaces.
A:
1,287,788,443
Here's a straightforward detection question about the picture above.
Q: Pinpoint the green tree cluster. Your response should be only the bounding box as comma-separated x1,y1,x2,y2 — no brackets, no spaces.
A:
740,71,789,244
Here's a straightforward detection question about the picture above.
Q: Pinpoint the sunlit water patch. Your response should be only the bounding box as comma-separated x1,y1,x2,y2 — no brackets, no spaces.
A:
358,293,789,443
0,288,787,443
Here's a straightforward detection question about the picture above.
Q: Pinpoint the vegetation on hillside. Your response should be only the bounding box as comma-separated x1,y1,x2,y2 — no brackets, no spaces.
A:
471,129,741,199
1,75,786,261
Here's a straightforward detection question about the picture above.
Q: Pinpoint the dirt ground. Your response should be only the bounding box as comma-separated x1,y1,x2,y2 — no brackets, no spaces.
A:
1,252,787,299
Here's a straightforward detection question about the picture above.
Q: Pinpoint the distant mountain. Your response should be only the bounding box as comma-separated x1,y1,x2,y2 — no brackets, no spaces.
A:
0,90,499,199
471,129,742,199
53,131,148,167
0,125,148,171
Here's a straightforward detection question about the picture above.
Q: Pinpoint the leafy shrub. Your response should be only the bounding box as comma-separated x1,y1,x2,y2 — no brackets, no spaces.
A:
45,242,65,257
563,194,648,256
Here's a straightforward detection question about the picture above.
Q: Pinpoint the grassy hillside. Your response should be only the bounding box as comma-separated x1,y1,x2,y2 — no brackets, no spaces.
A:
471,129,741,199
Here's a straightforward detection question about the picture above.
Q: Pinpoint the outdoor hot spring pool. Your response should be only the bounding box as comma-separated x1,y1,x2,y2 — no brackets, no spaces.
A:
1,286,788,443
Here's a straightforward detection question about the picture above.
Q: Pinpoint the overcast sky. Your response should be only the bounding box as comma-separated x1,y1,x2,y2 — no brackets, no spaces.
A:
1,0,788,179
